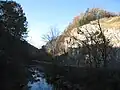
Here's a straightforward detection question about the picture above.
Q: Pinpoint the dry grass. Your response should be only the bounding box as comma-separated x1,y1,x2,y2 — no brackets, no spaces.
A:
58,16,120,42
99,16,120,29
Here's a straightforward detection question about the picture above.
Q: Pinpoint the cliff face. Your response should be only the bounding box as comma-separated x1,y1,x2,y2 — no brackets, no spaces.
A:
55,16,120,68
45,8,120,68
55,16,120,54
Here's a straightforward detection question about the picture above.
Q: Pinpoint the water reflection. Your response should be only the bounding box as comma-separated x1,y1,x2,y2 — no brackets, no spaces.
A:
28,70,53,90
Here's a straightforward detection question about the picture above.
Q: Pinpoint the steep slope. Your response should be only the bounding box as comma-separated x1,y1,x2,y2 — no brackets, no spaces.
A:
56,16,120,54
44,8,120,68
53,16,120,68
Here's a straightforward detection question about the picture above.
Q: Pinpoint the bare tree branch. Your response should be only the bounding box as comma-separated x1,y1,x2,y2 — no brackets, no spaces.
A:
42,27,60,42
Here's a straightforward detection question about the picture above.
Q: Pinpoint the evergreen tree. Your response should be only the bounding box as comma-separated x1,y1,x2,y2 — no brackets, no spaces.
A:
0,0,28,39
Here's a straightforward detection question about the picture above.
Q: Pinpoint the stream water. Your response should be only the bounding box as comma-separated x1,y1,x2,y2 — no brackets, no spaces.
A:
28,69,53,90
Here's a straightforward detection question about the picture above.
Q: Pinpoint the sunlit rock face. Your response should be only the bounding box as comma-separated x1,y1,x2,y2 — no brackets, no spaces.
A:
45,16,120,68
62,22,120,50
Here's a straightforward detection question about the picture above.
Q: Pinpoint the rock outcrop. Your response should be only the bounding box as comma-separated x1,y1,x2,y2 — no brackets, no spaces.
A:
56,16,120,54
45,9,120,68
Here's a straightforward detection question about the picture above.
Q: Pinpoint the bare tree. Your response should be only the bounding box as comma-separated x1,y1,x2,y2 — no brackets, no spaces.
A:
42,27,60,42
42,27,60,55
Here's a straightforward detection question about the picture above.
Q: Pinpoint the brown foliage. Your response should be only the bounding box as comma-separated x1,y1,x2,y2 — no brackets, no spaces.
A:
67,8,118,32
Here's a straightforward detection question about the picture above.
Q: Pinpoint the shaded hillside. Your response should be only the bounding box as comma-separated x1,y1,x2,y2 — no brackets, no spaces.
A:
0,1,53,89
0,24,53,90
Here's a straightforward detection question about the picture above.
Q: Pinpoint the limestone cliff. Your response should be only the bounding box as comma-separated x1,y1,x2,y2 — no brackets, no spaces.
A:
55,16,120,54
45,8,120,68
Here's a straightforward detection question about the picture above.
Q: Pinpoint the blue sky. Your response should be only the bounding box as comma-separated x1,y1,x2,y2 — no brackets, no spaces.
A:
15,0,120,48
